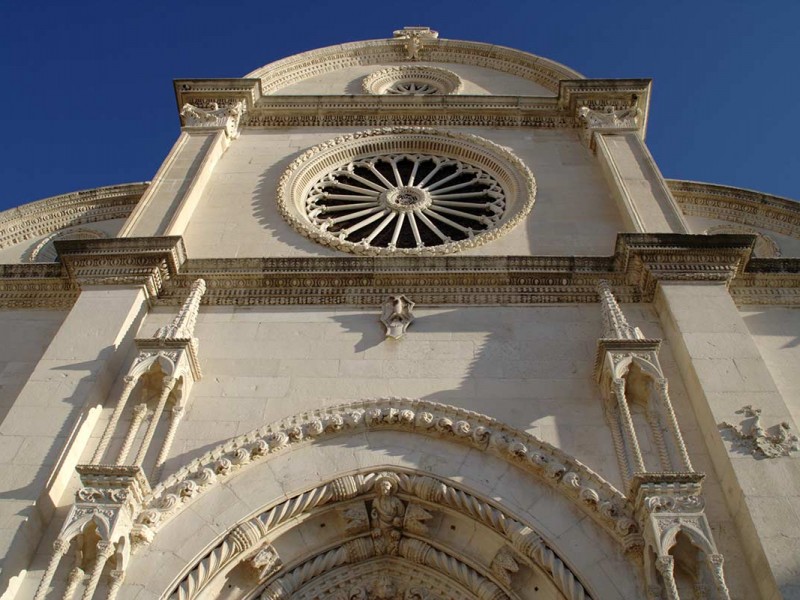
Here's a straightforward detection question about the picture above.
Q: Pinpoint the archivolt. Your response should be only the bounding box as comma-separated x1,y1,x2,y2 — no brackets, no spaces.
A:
137,399,639,548
166,468,592,600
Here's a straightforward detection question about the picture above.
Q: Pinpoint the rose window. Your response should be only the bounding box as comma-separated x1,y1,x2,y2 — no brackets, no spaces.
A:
362,67,462,95
385,82,438,95
277,128,536,255
306,155,504,249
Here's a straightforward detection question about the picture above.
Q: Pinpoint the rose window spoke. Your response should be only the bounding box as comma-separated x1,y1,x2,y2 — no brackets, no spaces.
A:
305,155,506,249
385,82,438,95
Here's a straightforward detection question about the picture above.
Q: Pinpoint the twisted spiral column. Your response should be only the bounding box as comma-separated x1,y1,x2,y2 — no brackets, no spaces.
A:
92,376,138,464
614,378,646,480
81,541,115,600
115,403,148,465
152,405,184,482
33,539,69,600
655,556,679,600
62,567,85,600
134,377,176,467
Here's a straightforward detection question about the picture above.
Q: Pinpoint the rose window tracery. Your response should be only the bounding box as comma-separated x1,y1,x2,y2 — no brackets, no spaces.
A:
306,154,505,249
386,82,438,95
277,128,536,255
362,67,462,96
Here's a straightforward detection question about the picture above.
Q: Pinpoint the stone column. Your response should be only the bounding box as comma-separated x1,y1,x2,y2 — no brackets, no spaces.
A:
62,566,84,600
106,570,125,600
116,404,148,465
0,286,148,596
707,554,730,600
152,405,184,482
654,378,693,471
33,539,69,600
92,376,138,464
613,377,646,482
654,556,679,600
81,541,115,600
656,281,800,600
134,377,176,467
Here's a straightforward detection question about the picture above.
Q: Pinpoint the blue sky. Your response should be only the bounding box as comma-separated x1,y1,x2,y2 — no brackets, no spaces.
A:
1,0,798,211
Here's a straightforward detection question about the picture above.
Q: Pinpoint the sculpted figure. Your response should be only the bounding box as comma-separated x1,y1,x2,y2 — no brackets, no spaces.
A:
371,476,404,555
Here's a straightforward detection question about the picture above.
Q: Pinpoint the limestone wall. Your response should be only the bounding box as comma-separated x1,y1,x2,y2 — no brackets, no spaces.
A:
182,128,625,258
74,303,758,597
0,309,67,426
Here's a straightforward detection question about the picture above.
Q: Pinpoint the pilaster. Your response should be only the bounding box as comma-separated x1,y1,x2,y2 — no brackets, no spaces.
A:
655,281,800,600
0,285,149,597
119,92,246,239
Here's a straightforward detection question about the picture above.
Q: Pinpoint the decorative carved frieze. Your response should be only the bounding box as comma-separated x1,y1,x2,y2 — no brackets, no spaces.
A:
8,234,800,309
669,179,800,239
247,33,580,94
720,405,799,458
54,236,186,299
0,182,146,252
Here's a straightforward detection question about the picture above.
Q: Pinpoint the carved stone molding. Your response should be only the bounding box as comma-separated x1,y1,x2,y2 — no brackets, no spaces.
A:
669,179,800,240
54,236,186,299
8,234,800,309
139,398,639,550
245,32,582,94
705,225,781,258
719,405,799,458
166,467,592,600
0,182,145,252
362,66,462,95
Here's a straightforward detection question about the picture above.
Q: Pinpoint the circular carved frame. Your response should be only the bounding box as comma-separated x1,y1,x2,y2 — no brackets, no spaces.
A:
362,66,463,95
277,128,536,256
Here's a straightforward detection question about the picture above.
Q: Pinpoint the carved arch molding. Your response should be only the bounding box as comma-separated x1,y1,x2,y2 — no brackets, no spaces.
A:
124,399,647,600
166,468,592,600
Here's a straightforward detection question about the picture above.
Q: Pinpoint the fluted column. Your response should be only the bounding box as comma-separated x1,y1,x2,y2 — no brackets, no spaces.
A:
62,566,84,600
81,541,114,600
115,403,147,465
134,377,176,467
614,378,646,479
707,554,730,600
152,405,184,482
33,539,69,600
106,570,124,600
655,556,680,600
655,379,693,471
92,376,138,464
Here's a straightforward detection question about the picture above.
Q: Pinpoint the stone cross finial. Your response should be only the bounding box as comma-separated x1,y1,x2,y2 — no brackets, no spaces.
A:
155,279,206,339
597,280,643,340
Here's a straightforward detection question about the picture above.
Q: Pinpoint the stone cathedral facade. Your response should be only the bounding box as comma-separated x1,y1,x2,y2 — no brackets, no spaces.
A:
1,27,799,600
